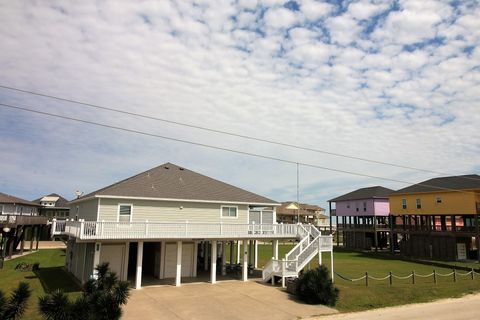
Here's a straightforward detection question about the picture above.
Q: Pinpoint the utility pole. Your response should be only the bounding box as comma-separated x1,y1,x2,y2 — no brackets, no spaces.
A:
296,163,300,223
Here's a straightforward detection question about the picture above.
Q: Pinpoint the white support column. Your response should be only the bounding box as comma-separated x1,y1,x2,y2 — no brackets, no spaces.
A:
135,241,143,289
272,239,279,259
93,242,101,277
254,240,258,268
193,241,198,277
159,241,166,279
221,241,227,276
211,240,217,284
330,249,334,283
176,241,183,287
123,242,129,281
242,239,249,281
229,241,234,265
236,241,241,263
318,237,322,266
204,241,209,271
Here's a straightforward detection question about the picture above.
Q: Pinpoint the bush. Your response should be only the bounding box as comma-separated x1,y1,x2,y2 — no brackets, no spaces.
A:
39,263,131,320
295,266,339,306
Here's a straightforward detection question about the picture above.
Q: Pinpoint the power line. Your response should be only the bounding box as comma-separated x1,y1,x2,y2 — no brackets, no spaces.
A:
0,84,477,181
0,101,477,195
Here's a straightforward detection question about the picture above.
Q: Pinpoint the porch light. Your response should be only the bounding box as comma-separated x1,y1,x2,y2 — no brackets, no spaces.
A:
2,227,10,233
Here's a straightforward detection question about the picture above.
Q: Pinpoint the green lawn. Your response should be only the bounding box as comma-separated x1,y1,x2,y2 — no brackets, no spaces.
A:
229,243,480,312
2,245,480,318
0,249,81,320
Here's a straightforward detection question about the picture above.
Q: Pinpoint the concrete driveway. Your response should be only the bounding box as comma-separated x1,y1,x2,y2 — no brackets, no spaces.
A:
123,281,337,320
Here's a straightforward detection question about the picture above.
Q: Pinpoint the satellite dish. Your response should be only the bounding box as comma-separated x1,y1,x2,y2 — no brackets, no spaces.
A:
75,190,84,198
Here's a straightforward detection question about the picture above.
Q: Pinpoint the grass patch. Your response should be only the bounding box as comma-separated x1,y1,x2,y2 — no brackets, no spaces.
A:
0,249,81,320
229,243,480,312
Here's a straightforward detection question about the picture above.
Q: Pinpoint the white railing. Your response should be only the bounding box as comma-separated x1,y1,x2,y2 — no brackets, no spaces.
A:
262,225,334,286
51,220,303,240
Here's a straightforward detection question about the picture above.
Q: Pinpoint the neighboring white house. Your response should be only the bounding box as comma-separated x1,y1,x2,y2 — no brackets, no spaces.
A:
53,163,333,289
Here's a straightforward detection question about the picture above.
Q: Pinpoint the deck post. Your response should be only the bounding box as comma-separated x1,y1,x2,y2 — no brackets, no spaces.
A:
254,240,258,268
204,241,208,271
330,236,334,283
20,227,25,255
193,241,198,277
221,241,226,276
242,239,248,281
29,226,34,251
272,239,278,259
236,241,241,263
318,236,322,266
281,258,286,288
229,241,234,265
211,240,217,284
135,241,143,289
93,242,101,277
35,226,41,250
176,240,183,287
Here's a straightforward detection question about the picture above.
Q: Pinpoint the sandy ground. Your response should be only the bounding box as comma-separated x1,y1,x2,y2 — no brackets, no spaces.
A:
313,293,480,320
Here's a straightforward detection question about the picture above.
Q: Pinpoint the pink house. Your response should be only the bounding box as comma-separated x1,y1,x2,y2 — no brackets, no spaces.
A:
329,186,393,251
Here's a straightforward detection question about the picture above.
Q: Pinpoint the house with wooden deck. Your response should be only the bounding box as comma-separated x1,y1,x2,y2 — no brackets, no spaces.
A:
389,175,480,261
0,192,48,263
52,163,333,289
276,202,328,228
328,186,393,251
34,193,70,220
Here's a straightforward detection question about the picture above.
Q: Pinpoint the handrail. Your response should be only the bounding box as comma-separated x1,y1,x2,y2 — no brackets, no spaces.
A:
53,220,304,240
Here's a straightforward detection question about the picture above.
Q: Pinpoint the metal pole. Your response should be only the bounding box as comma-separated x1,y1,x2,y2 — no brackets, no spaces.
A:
296,163,299,223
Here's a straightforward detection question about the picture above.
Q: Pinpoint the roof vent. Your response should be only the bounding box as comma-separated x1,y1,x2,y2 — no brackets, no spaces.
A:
164,166,170,169
179,167,184,170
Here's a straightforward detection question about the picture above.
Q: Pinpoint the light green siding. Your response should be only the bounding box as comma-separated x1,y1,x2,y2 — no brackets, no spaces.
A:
70,199,98,221
98,198,249,224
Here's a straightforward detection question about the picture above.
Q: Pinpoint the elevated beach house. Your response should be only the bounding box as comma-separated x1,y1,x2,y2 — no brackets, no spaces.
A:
0,192,47,262
329,186,393,251
390,175,480,261
52,163,333,288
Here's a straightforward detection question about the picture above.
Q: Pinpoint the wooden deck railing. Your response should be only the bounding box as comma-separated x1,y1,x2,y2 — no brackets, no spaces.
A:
0,214,48,226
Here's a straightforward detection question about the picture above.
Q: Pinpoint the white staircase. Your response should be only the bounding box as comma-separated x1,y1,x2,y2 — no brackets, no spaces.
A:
262,224,333,286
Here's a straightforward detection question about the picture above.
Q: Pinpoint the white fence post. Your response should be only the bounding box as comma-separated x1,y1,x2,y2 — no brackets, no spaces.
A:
51,219,57,238
101,220,105,237
281,258,286,288
79,220,85,239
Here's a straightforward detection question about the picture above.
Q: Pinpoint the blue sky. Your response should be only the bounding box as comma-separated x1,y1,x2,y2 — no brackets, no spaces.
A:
0,0,479,209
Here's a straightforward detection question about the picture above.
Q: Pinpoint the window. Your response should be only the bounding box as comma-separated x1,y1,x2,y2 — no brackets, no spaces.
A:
436,197,442,204
0,205,3,214
118,204,132,222
402,199,407,209
221,206,238,218
416,198,421,209
363,202,367,212
346,203,350,209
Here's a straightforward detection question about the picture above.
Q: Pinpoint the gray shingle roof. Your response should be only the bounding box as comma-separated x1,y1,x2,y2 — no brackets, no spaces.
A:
75,163,277,205
391,175,480,194
329,186,394,202
0,192,39,207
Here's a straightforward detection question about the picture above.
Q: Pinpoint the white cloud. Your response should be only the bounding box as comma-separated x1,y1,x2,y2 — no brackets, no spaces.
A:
0,0,478,208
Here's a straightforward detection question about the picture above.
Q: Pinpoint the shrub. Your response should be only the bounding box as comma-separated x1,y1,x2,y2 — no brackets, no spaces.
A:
295,265,339,306
39,263,131,320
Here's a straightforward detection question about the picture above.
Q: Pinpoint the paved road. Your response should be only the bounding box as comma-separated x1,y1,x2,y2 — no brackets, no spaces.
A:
315,293,480,320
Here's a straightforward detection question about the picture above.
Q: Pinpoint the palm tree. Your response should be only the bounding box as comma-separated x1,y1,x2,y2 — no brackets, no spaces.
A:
0,282,31,320
39,263,130,320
